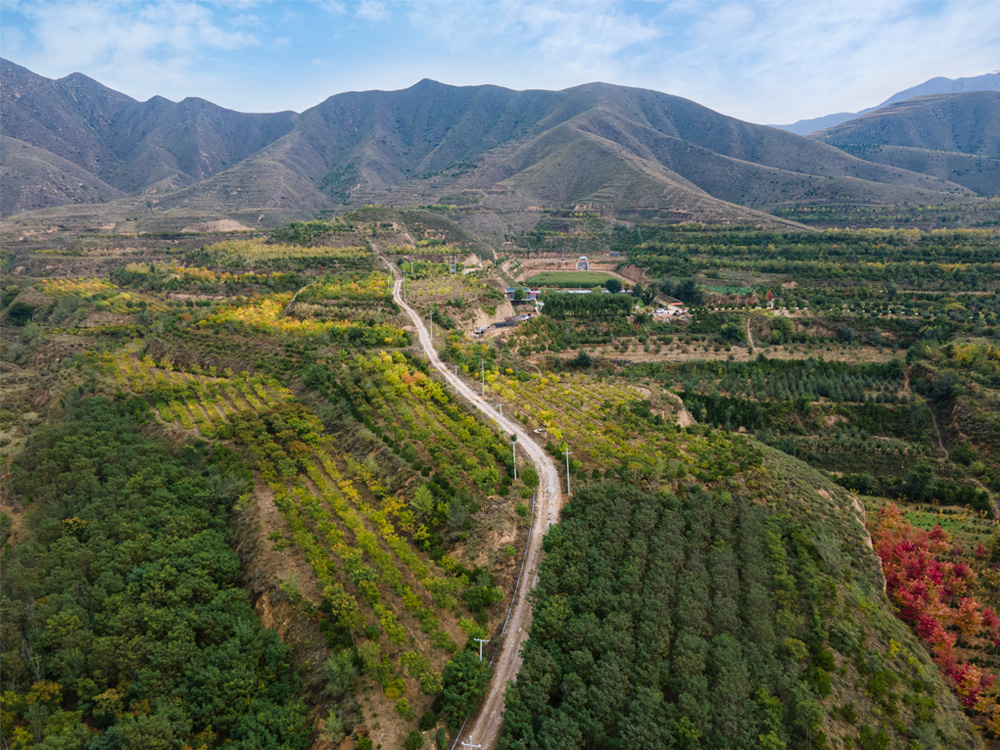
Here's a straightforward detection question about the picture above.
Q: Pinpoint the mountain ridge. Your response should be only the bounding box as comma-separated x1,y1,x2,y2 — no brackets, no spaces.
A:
813,91,1000,196
773,71,1000,135
0,60,981,229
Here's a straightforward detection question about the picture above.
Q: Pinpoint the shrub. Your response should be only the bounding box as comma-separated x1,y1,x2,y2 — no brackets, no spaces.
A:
395,698,414,721
418,711,438,731
520,466,539,489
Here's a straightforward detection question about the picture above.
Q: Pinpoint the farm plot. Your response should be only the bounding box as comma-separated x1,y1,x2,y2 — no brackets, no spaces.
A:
296,271,394,307
525,271,616,287
113,261,303,294
102,351,479,706
404,273,505,333
865,499,1000,732
189,239,375,272
221,404,468,683
38,276,170,313
483,370,759,485
334,351,515,498
104,352,295,438
198,294,408,345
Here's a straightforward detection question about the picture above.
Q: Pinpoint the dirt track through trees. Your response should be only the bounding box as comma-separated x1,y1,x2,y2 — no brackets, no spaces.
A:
378,246,563,749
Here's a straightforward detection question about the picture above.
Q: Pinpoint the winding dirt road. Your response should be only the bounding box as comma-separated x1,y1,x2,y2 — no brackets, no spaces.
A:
379,249,563,749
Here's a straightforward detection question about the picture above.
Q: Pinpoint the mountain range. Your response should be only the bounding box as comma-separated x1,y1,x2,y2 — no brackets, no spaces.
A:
813,91,1000,197
1,59,995,231
773,71,1000,135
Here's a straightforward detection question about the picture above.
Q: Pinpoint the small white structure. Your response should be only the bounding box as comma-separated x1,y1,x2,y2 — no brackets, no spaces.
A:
576,256,589,271
653,302,686,319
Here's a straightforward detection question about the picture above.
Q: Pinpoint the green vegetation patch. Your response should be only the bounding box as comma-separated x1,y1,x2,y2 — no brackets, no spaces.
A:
1,396,309,749
526,271,617,287
500,481,980,749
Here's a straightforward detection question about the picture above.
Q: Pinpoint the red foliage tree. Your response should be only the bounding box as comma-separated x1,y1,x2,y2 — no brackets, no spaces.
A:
870,504,998,719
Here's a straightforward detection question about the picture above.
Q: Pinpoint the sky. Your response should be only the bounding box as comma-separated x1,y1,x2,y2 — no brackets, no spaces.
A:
1,0,997,124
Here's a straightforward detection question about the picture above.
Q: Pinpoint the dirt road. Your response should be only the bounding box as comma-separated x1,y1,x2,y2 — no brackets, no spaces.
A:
380,248,563,749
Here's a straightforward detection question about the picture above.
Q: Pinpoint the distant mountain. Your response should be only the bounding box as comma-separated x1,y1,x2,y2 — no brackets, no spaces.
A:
0,58,298,210
0,60,978,229
774,72,1000,135
813,91,1000,196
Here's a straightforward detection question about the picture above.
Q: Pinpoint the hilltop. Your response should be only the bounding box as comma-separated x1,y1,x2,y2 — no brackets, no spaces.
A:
1,60,980,233
814,91,1000,196
773,71,1000,135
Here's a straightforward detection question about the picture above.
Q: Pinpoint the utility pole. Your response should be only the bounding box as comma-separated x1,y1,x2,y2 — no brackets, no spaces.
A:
473,637,489,661
480,358,486,397
461,741,481,750
563,445,572,496
495,403,504,420
511,434,518,480
410,260,414,274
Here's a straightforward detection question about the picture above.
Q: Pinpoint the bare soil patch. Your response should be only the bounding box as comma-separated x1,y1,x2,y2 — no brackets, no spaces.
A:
182,219,253,233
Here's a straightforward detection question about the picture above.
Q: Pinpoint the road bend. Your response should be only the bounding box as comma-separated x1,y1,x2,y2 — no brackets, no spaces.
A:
379,249,563,749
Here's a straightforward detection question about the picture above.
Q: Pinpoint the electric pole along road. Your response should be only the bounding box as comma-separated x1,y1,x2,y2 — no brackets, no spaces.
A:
379,247,563,749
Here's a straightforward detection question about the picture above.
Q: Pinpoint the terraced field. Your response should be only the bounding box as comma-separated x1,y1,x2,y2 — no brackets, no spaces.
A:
102,351,482,712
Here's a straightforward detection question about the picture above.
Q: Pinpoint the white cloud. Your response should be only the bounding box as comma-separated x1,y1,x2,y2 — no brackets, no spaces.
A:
393,0,1000,121
645,0,1000,122
356,0,390,22
401,0,659,89
5,0,259,101
307,0,347,14
2,0,997,121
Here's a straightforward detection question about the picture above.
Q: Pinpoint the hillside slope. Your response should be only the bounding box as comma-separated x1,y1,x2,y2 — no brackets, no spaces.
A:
0,63,979,229
0,135,124,215
0,58,298,212
775,71,1000,135
815,92,1000,196
499,457,983,750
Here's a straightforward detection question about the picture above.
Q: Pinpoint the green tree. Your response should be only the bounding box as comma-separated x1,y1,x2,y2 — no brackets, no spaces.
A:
324,649,359,701
440,649,490,721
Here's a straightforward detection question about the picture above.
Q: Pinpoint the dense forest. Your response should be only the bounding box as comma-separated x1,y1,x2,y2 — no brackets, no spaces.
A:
0,396,310,748
499,482,977,750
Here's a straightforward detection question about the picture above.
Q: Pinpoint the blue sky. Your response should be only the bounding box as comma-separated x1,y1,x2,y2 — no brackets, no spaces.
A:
1,0,997,123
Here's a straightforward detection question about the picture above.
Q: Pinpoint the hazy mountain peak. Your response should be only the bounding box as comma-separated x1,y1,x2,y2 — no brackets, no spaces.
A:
813,90,1000,196
773,71,1000,135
